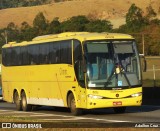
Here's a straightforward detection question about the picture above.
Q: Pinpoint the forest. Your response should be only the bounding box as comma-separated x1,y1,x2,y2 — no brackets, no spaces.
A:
0,3,160,55
0,0,70,9
0,0,54,9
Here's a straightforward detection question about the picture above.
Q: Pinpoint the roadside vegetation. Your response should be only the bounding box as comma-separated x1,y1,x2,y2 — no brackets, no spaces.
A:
0,3,160,55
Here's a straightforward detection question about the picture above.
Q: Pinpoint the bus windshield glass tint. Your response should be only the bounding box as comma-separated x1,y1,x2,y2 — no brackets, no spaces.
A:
84,40,142,89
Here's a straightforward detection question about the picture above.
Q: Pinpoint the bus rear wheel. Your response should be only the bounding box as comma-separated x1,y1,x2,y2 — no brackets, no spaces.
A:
13,91,22,111
113,107,126,114
68,93,82,116
21,91,32,111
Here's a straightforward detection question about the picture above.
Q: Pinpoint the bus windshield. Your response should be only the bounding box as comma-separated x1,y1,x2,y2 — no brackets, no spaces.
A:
84,40,142,89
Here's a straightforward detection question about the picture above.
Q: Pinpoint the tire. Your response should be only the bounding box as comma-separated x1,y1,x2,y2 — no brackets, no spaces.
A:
113,107,126,114
21,91,32,111
68,93,82,116
13,91,22,111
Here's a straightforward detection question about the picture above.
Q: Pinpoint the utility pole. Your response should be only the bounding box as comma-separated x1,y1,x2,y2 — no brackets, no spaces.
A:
153,65,156,87
142,33,145,55
3,30,8,44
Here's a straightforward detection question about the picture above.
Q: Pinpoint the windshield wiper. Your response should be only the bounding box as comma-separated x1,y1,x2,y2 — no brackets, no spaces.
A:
120,63,131,87
104,64,131,88
104,65,116,87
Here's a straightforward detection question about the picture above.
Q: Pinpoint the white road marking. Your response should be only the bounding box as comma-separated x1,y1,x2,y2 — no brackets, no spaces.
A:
28,112,74,118
73,117,131,123
13,111,32,114
0,112,29,115
0,109,131,123
1,105,160,123
42,117,131,123
0,113,10,114
0,109,11,112
30,112,131,123
29,114,58,117
13,115,31,117
12,111,131,123
42,118,83,121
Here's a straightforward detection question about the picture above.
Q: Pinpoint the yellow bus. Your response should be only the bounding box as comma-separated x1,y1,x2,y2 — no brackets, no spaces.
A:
2,32,144,115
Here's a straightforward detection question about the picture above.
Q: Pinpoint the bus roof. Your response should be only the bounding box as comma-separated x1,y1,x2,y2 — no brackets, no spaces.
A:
2,32,134,48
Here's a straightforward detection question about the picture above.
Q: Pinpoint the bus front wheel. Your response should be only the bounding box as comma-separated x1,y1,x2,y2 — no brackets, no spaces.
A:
68,93,82,116
21,91,32,111
113,107,126,114
13,91,22,111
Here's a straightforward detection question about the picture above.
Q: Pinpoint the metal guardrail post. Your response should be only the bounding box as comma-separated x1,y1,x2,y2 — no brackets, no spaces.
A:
153,65,156,87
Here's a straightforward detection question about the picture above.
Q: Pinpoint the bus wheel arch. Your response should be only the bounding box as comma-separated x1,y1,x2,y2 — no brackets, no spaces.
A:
13,89,22,111
67,91,72,108
21,90,32,111
67,92,82,116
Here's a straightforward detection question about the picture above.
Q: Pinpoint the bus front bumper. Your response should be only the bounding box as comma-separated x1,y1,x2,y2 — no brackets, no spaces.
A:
86,96,142,109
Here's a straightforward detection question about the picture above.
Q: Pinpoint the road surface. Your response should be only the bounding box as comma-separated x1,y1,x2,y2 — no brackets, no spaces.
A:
0,101,160,128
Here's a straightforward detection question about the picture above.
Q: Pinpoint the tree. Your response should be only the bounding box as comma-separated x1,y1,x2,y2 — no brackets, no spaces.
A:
126,4,148,32
0,0,52,9
0,29,7,48
146,4,157,21
146,4,159,25
6,22,21,42
141,24,160,55
86,19,113,32
20,21,36,41
48,17,61,34
33,12,48,35
61,16,89,32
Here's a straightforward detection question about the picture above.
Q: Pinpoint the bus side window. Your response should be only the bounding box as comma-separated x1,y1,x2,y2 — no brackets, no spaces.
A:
49,40,72,64
28,45,40,65
49,42,60,64
39,43,50,64
21,46,30,65
2,48,7,66
49,43,56,64
60,40,72,64
14,47,21,66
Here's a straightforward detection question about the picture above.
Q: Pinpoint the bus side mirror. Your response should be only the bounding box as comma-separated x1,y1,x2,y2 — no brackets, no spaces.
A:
143,58,147,72
140,54,147,72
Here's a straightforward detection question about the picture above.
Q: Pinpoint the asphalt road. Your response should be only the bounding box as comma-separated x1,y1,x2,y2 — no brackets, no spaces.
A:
0,101,160,128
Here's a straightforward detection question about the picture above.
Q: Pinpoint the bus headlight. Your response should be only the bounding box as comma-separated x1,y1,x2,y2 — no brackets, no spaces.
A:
88,94,103,99
131,92,142,97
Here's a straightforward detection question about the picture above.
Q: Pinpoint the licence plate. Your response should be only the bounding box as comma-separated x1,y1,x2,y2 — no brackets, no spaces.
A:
113,101,122,106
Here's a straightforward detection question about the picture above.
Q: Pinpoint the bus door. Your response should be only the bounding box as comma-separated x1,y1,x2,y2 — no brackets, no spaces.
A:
73,40,87,108
74,57,87,108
